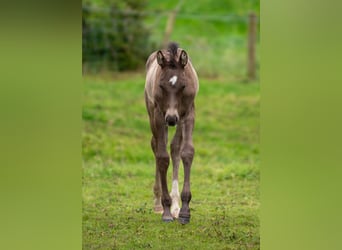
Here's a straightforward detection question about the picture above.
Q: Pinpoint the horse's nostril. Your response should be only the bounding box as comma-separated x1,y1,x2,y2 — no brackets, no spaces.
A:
166,116,178,126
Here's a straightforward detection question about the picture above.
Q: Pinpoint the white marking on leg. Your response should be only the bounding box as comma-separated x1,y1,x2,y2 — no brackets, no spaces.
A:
153,179,163,213
154,197,163,214
169,75,177,86
170,180,180,218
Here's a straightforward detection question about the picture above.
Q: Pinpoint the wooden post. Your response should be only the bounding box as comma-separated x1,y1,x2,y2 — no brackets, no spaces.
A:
247,12,257,81
162,0,183,48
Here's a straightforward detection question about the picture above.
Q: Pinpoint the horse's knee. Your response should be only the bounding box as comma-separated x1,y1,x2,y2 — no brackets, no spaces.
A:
171,140,181,156
181,144,194,164
156,153,170,170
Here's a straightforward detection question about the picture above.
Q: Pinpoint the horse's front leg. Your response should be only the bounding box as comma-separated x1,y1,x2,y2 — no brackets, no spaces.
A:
153,111,173,222
170,124,182,218
179,109,195,224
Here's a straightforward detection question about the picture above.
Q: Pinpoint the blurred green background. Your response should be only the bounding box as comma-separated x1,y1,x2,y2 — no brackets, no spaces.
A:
82,0,260,249
83,0,259,80
1,1,342,250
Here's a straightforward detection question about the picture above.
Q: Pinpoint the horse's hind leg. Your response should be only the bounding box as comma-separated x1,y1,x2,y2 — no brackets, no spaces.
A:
170,124,182,218
151,136,163,213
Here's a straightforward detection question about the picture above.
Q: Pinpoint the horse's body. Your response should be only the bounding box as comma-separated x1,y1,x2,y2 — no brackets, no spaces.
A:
145,43,198,224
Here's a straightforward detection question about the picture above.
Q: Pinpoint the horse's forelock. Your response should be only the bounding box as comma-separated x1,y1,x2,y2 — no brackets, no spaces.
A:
166,42,179,68
168,42,179,57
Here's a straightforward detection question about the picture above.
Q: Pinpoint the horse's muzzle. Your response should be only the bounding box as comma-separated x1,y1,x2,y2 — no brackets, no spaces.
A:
165,115,178,126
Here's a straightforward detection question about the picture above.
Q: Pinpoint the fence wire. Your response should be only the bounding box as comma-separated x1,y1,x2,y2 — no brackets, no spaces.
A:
83,5,259,80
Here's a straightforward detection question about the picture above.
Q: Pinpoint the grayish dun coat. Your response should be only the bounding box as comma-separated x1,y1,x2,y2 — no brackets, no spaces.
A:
144,43,199,224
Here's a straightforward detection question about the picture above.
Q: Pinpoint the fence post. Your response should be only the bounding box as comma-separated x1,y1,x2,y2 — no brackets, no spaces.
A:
162,0,183,48
247,12,257,81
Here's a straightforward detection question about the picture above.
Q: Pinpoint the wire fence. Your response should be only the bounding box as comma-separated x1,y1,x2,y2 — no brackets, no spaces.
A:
83,5,259,80
83,5,250,22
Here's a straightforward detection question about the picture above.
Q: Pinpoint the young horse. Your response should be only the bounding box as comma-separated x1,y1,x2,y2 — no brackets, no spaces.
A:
145,43,199,224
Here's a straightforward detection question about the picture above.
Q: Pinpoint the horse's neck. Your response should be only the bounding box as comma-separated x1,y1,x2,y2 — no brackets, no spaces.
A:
145,59,159,104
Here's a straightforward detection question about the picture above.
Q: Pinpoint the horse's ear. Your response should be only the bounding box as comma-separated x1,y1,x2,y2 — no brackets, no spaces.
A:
156,51,165,67
179,50,188,68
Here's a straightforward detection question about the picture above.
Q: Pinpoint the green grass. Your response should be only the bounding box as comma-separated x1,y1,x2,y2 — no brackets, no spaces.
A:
83,73,259,249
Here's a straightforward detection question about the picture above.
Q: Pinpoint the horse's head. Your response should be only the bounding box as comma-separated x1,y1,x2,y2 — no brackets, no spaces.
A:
154,45,191,126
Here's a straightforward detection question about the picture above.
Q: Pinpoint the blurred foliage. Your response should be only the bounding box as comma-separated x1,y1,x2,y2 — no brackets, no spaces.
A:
144,0,259,79
82,0,153,71
82,0,259,79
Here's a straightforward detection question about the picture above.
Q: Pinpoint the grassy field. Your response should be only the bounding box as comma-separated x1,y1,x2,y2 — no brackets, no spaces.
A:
82,73,259,249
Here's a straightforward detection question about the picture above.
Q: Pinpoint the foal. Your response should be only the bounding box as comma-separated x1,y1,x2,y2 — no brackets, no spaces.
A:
144,43,199,224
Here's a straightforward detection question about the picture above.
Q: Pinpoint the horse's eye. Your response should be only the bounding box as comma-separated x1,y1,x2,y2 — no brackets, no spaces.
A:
159,84,165,90
181,85,186,90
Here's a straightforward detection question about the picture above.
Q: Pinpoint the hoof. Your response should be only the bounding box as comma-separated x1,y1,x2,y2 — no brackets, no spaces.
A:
162,215,174,222
178,215,190,224
154,205,163,214
171,206,180,218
